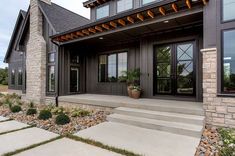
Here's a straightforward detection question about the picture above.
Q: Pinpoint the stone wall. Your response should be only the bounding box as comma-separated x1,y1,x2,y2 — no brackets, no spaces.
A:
201,48,235,128
25,0,51,104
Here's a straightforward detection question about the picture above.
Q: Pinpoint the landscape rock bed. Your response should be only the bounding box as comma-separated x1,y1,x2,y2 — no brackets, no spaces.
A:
0,95,109,135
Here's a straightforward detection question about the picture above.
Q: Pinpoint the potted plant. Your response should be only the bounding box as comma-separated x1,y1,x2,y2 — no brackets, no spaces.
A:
131,85,142,99
121,69,141,98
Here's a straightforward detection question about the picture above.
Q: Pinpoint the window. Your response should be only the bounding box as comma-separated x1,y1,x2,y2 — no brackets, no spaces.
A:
222,29,235,93
48,53,55,63
11,69,15,85
99,52,127,82
223,0,235,21
18,69,22,86
96,5,109,20
142,0,157,5
117,0,133,13
48,66,55,92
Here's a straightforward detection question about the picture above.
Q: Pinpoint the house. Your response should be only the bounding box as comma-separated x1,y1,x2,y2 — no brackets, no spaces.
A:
4,0,235,128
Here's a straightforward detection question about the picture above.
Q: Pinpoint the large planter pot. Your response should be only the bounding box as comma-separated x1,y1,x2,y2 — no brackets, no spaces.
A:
127,86,133,98
131,90,141,99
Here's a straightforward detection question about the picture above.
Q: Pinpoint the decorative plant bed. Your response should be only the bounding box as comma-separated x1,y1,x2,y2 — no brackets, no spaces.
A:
0,94,110,135
195,126,235,156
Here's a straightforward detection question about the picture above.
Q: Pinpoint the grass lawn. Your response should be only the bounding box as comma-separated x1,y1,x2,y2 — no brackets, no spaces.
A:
0,85,8,92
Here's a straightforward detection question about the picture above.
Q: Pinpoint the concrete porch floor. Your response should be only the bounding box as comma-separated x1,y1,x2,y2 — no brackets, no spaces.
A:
59,94,203,112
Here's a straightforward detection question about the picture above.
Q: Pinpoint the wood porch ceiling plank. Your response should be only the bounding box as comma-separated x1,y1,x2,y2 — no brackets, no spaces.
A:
54,0,209,43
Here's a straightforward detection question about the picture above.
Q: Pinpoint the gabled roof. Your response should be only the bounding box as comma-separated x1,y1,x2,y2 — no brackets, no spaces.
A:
38,1,90,33
4,10,27,63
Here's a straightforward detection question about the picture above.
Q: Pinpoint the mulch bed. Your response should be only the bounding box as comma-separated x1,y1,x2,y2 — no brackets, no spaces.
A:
0,97,110,135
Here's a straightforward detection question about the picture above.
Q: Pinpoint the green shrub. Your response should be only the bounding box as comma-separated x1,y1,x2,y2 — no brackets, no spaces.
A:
10,105,22,113
71,108,90,117
219,128,235,156
29,101,34,108
26,108,37,115
55,113,70,125
51,107,64,115
38,110,52,120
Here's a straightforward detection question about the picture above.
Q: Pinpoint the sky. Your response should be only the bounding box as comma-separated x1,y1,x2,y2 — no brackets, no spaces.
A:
0,0,90,68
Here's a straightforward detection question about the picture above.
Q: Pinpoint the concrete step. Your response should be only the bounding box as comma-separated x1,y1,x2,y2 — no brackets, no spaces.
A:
113,107,204,125
107,114,203,138
121,103,204,116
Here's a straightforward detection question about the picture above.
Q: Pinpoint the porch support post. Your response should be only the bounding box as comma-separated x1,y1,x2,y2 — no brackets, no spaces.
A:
201,48,235,128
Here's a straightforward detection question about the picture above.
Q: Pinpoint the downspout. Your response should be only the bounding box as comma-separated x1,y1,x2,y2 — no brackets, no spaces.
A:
51,39,60,107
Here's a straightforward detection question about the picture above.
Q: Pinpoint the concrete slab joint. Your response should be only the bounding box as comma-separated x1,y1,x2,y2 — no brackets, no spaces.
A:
201,48,235,128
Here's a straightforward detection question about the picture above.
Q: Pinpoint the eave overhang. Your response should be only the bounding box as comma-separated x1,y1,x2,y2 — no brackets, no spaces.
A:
52,0,208,45
83,0,111,8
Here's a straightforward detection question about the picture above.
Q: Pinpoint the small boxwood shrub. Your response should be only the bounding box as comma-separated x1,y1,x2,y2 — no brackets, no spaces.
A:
38,110,52,120
26,108,37,115
55,113,70,125
71,108,90,117
51,107,64,115
10,105,22,113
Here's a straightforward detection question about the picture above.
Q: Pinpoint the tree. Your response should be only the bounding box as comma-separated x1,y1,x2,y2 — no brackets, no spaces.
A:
0,67,8,85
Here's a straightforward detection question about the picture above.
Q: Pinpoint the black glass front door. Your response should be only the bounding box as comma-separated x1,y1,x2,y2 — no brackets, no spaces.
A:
70,67,79,93
154,41,195,96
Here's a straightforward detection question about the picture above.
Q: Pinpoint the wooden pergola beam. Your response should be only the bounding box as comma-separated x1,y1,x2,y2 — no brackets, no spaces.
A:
202,0,207,5
95,26,103,32
159,7,166,16
82,29,90,35
186,0,192,9
76,31,84,37
147,10,155,18
102,24,110,30
127,16,134,24
110,21,117,28
137,13,144,21
118,19,126,26
88,28,96,34
171,3,178,12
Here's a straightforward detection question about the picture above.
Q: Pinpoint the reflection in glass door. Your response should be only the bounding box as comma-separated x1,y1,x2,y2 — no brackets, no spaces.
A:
70,67,79,93
154,41,195,96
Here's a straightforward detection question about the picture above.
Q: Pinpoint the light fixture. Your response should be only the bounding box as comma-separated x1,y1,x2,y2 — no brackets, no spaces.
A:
99,37,104,40
163,20,169,23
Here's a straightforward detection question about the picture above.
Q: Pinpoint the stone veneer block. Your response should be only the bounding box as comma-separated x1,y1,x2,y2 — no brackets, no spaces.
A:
201,48,235,128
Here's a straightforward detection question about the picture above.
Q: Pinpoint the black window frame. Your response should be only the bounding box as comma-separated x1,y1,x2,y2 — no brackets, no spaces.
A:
221,28,235,94
116,0,133,14
11,69,15,85
18,68,23,86
98,51,128,83
47,51,56,93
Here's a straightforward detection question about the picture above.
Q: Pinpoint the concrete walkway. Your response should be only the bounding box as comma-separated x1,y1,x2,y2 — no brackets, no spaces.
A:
15,138,122,156
0,116,8,122
0,118,122,156
76,122,200,156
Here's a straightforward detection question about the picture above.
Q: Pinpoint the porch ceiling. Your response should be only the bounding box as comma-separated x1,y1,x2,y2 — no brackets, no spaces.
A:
52,0,208,45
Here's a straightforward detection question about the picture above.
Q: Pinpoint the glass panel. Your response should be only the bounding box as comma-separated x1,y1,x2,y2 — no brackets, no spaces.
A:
156,46,171,94
99,55,107,82
157,79,171,93
117,0,133,13
70,67,79,92
18,69,22,86
118,52,127,81
49,53,55,63
108,54,117,82
223,0,235,21
176,43,194,95
48,66,55,92
143,0,155,5
11,69,15,85
177,44,193,61
223,30,235,93
96,5,109,19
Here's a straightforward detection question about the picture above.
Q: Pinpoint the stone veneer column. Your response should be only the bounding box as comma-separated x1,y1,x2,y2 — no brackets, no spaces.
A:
25,0,50,104
201,48,235,128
